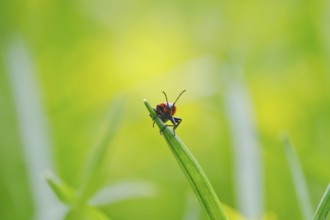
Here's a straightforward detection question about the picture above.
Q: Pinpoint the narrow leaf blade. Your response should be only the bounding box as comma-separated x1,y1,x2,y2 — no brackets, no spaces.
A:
45,171,76,206
313,184,330,220
79,97,125,200
283,136,313,220
144,99,228,220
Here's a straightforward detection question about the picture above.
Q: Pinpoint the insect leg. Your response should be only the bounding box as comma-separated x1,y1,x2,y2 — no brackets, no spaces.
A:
173,117,182,130
166,116,182,136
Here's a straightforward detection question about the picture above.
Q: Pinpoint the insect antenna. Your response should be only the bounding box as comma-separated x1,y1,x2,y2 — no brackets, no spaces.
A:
173,89,186,106
162,91,169,106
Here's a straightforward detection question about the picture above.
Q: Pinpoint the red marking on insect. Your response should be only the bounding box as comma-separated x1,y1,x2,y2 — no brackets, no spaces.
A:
152,90,186,135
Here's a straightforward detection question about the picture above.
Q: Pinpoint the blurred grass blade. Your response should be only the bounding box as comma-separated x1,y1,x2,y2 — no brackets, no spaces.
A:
224,72,263,219
88,181,157,206
6,38,58,220
79,97,125,200
46,172,76,206
313,184,330,220
144,99,228,220
283,136,313,220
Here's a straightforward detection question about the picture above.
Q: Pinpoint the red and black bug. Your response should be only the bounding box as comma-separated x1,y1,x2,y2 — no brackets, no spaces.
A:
152,90,186,134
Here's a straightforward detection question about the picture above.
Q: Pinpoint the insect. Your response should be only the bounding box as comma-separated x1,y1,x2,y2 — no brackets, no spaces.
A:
152,90,186,135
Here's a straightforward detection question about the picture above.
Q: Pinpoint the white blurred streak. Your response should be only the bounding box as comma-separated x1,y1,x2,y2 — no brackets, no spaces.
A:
223,66,263,220
6,39,64,220
182,191,200,220
88,181,157,206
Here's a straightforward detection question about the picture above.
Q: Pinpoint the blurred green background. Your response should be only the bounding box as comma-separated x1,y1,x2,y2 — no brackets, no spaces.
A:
1,0,330,219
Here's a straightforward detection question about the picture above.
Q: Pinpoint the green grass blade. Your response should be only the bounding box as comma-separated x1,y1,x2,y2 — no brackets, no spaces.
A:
79,97,125,200
45,171,76,206
144,99,228,220
283,136,313,220
313,184,330,220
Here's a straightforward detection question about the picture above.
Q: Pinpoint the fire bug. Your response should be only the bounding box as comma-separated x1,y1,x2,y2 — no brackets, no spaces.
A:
152,90,186,135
